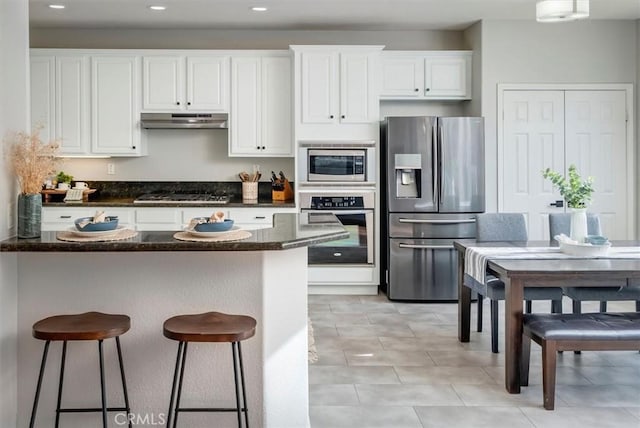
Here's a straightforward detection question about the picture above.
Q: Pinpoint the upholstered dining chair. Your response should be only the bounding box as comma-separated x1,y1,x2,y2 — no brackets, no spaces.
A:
464,213,563,353
549,213,640,314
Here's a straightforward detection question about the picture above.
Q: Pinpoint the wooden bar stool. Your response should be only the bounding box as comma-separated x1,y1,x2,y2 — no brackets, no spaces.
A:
29,312,132,428
163,311,257,428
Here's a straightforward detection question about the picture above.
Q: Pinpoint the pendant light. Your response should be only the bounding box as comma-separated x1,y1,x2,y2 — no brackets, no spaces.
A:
536,0,589,22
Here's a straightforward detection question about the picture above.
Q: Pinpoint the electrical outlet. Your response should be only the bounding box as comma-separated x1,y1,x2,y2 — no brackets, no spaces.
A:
107,163,116,175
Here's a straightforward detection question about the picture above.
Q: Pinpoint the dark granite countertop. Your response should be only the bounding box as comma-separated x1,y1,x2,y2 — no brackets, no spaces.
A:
0,213,346,252
43,197,296,209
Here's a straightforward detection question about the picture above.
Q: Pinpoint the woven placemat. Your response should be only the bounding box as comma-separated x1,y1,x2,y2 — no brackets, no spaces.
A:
173,229,252,242
56,229,138,242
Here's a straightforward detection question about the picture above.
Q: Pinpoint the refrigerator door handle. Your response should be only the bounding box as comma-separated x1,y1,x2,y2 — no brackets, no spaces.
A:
432,122,438,207
399,243,454,250
437,121,444,203
397,218,476,224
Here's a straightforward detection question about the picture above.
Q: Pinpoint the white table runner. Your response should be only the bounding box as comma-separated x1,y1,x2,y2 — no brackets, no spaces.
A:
465,246,640,284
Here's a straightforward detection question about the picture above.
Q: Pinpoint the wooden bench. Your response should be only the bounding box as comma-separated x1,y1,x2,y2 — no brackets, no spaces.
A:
521,312,640,410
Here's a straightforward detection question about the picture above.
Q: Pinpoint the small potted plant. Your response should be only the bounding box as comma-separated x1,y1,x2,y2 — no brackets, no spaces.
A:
56,171,74,190
543,164,594,242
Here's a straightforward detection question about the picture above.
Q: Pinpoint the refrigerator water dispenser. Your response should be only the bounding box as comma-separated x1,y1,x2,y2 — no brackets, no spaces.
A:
394,153,421,198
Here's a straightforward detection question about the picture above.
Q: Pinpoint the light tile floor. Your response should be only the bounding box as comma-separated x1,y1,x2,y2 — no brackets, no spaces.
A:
309,294,640,428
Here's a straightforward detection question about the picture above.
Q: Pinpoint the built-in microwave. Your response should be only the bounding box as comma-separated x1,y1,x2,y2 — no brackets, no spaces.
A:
298,141,376,184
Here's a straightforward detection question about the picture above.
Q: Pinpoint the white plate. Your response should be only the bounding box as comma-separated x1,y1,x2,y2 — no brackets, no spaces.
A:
67,225,125,238
185,225,240,237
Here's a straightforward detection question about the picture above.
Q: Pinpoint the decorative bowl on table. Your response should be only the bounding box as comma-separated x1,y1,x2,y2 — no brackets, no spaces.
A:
557,240,611,257
74,216,119,232
192,218,234,232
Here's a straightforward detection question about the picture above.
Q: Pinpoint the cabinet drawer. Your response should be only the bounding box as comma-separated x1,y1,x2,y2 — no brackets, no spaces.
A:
42,208,134,223
136,208,179,224
231,211,273,225
181,209,229,224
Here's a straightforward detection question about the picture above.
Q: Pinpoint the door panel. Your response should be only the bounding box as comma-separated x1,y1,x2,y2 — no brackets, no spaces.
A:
565,90,627,239
502,91,565,239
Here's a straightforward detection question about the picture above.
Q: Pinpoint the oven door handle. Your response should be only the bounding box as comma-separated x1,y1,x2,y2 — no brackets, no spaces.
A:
397,218,475,224
399,243,453,250
303,209,372,215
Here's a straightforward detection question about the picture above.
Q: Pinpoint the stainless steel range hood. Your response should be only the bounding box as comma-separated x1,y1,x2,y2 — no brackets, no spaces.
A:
141,113,228,129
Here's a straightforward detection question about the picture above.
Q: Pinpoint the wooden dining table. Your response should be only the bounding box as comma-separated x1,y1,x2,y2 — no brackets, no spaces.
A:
454,240,640,394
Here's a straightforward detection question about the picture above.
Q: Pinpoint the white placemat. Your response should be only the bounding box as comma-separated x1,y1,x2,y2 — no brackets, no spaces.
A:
57,228,138,242
173,229,252,242
465,246,640,284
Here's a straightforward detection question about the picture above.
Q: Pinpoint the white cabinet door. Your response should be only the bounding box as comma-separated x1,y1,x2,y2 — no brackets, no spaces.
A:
56,56,90,154
135,208,181,231
261,56,292,156
230,55,293,157
41,207,135,231
90,56,142,156
340,52,372,124
230,57,262,155
424,55,470,99
30,56,55,144
229,207,297,230
186,56,229,111
142,56,184,110
380,55,423,98
301,51,337,124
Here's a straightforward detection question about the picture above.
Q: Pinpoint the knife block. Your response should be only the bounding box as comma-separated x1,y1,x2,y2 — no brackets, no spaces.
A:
272,179,293,201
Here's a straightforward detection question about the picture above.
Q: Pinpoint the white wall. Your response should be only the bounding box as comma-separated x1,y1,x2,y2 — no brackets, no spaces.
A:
0,0,29,426
481,20,638,212
30,28,467,50
33,28,469,182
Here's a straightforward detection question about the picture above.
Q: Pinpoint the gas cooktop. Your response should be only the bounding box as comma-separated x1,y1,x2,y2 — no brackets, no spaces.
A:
133,193,230,204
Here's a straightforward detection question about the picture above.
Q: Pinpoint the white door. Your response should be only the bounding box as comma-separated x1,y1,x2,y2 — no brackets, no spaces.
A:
424,55,469,99
565,90,628,239
301,51,337,124
56,56,89,154
502,91,565,239
501,90,629,239
340,52,371,123
142,56,184,111
261,56,292,156
186,56,229,111
230,57,261,155
380,55,423,98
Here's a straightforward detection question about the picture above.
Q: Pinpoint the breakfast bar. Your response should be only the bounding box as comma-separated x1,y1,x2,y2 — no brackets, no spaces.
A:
1,213,347,428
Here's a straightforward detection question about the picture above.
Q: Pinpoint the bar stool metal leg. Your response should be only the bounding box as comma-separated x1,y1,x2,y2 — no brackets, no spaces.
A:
172,342,189,428
166,341,184,428
29,340,51,428
115,337,133,428
238,341,249,428
54,341,67,428
98,339,108,428
232,343,242,427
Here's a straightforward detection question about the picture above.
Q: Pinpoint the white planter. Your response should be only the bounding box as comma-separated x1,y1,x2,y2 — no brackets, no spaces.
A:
570,208,588,243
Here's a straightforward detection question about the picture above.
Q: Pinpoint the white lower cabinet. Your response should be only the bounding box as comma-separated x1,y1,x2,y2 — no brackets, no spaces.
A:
41,207,136,231
135,208,181,231
227,208,297,230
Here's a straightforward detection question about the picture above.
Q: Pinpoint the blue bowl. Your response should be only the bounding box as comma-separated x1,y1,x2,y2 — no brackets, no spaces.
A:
193,218,234,232
74,216,119,232
585,235,609,245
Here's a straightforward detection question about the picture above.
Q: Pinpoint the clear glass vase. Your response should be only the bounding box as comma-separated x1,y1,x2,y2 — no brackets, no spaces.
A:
17,193,42,238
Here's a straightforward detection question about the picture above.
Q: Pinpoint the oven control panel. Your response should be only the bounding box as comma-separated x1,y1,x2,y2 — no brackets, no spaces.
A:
309,196,364,209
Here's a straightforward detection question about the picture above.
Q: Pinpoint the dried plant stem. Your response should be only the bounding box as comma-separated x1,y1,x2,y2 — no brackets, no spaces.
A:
6,128,60,195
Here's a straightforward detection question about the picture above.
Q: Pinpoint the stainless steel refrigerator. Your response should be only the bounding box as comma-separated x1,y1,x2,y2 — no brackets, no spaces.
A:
381,116,485,301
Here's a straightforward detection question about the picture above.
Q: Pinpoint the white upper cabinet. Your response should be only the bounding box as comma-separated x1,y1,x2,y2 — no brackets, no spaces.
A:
30,54,91,154
380,51,472,100
229,53,292,157
292,45,383,140
142,55,229,112
90,55,144,156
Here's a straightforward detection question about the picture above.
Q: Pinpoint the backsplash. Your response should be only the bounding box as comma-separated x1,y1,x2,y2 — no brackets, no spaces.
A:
86,181,281,201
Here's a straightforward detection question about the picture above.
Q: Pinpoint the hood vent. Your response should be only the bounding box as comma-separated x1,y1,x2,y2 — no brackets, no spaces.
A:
141,113,228,129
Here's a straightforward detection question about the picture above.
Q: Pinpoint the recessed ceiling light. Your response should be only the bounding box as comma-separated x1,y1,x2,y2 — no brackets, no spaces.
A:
149,5,167,11
251,6,268,12
48,4,65,9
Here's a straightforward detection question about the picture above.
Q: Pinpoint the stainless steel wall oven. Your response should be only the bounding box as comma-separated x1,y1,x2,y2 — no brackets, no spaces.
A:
300,190,375,266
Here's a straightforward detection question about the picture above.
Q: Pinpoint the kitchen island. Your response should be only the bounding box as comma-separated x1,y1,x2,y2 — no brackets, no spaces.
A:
1,213,346,428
